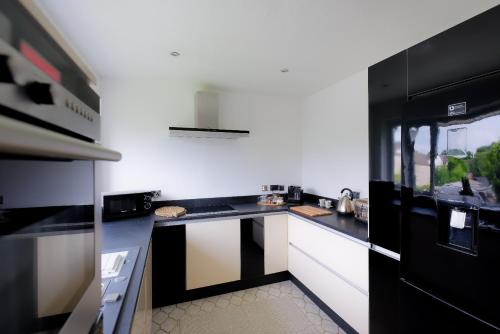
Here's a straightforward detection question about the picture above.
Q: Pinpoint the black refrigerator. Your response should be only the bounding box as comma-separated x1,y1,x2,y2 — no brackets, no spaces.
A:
369,5,500,334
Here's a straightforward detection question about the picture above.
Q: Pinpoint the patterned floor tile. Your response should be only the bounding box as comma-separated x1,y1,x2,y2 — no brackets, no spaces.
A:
215,297,230,308
160,317,177,332
168,308,185,320
152,310,168,324
152,280,342,334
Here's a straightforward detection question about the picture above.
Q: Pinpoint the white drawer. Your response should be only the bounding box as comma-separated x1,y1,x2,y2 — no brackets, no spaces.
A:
288,214,368,292
289,243,368,334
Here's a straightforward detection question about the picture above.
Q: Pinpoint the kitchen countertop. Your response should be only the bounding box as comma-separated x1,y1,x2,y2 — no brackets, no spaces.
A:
103,199,368,333
102,215,155,334
288,205,368,243
155,202,368,242
154,202,289,224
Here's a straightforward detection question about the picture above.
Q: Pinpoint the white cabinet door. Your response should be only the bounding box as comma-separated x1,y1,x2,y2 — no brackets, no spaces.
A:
264,214,288,275
288,215,369,334
186,219,241,290
36,232,94,317
131,242,152,334
288,243,368,334
288,215,368,292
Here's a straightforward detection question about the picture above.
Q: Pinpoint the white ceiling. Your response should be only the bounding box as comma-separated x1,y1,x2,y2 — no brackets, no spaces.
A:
36,0,500,96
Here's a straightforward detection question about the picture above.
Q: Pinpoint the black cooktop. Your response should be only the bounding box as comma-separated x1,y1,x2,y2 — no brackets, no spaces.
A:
185,205,237,215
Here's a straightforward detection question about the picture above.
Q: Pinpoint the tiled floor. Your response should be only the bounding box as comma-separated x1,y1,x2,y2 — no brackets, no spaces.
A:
152,280,345,334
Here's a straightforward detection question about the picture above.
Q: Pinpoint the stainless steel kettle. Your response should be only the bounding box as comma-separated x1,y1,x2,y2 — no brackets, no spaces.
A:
336,188,354,215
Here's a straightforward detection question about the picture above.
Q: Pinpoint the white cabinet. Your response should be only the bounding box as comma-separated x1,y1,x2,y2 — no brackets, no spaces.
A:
288,215,368,291
288,215,369,334
264,214,288,275
36,232,94,318
131,241,152,334
186,219,241,290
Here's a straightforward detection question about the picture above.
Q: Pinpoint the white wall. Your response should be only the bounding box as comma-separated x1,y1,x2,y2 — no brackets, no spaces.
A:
301,70,369,199
98,79,302,200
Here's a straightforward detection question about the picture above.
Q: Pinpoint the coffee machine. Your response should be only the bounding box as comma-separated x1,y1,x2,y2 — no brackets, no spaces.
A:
287,186,303,204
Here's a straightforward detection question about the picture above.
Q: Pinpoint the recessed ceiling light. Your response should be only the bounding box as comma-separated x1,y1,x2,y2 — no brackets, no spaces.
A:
170,51,181,57
280,68,289,73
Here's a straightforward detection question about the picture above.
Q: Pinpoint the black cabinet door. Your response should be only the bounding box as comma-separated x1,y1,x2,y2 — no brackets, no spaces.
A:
408,5,500,96
240,219,264,280
369,51,406,253
152,225,186,308
369,250,400,334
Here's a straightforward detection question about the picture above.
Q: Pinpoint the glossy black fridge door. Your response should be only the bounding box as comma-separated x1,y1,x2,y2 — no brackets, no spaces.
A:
400,281,499,334
369,51,406,253
408,5,500,96
369,250,400,334
400,71,500,330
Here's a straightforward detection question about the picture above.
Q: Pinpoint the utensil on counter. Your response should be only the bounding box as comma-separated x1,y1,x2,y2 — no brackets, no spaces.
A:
336,188,354,215
287,186,303,204
290,205,332,217
155,206,187,218
354,198,369,223
257,201,285,206
257,193,285,206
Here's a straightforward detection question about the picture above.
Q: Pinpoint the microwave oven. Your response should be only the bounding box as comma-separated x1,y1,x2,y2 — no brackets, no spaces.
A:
102,191,156,221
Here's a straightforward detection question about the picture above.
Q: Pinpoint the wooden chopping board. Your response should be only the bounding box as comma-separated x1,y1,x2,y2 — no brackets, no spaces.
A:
290,205,332,217
155,206,186,218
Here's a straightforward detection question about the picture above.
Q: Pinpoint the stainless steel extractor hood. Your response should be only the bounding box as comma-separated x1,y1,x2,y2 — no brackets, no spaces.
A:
169,91,250,139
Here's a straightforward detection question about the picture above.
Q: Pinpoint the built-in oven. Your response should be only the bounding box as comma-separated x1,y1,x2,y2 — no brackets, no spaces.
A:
0,2,121,333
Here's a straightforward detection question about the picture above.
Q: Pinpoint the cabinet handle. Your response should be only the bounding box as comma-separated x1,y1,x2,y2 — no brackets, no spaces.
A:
289,241,368,296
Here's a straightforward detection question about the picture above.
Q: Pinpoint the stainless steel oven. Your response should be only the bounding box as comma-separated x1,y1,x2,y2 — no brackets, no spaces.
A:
0,2,120,333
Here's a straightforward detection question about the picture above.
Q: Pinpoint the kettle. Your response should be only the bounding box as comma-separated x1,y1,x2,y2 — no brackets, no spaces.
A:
336,188,354,215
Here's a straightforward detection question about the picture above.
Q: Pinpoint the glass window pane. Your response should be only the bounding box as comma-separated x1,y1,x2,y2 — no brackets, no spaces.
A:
413,126,431,192
435,113,500,204
393,126,401,184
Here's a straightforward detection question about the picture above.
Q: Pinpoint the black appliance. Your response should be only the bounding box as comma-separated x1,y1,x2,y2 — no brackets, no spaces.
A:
0,2,120,333
0,2,100,142
369,5,500,334
184,205,237,217
287,186,303,204
102,191,155,221
368,50,406,334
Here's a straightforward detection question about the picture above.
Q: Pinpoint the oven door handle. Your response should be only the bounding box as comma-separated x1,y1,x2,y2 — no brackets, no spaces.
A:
0,114,121,161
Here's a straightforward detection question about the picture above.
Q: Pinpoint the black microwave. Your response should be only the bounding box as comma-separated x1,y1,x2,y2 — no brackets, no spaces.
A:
103,191,155,221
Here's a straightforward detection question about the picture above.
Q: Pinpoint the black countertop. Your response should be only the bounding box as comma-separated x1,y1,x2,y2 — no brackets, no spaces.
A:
155,202,368,242
154,202,289,224
102,199,368,333
102,215,155,334
288,205,369,242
